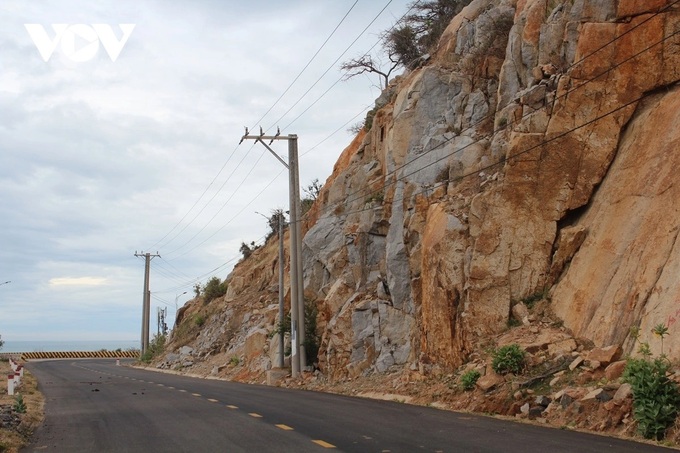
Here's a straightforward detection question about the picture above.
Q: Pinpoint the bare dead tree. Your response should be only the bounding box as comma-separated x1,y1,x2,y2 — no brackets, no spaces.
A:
340,0,472,86
340,54,400,90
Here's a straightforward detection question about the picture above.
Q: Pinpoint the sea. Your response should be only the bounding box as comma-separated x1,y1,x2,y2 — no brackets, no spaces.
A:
1,340,139,353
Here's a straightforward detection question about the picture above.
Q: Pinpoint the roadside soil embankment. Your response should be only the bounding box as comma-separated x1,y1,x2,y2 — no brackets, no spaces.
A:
0,359,44,453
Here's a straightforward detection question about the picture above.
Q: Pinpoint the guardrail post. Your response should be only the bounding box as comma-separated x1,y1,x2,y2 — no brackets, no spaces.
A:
7,374,15,395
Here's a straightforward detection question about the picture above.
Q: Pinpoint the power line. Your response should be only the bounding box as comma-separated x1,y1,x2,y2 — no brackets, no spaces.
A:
147,4,361,251
278,1,420,133
167,166,285,260
150,294,173,307
147,145,243,251
163,146,269,256
156,142,259,251
321,7,680,212
300,103,373,158
153,235,268,294
320,89,651,224
251,0,360,130
157,257,195,280
149,1,355,250
151,101,372,291
150,2,412,255
265,0,396,131
152,1,671,294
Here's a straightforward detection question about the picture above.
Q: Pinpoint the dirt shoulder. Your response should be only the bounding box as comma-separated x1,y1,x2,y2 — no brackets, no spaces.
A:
0,359,44,453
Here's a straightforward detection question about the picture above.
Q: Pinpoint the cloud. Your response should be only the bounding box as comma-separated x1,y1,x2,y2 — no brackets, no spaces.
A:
48,276,108,286
0,0,412,342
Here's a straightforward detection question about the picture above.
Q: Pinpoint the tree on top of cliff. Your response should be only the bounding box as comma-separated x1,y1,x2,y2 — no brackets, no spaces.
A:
301,178,322,215
341,0,472,88
397,0,471,65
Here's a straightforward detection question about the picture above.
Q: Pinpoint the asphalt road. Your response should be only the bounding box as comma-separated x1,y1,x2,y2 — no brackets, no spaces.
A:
23,359,675,452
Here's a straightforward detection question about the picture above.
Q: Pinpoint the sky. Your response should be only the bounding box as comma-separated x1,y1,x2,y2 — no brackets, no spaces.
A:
0,0,412,345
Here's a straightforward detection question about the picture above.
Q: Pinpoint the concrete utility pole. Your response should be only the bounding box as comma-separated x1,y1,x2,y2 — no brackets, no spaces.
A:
278,212,285,368
134,251,160,356
240,128,306,376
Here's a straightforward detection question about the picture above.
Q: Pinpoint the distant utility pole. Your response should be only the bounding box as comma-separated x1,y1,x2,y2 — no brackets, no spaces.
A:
134,251,160,356
240,128,305,377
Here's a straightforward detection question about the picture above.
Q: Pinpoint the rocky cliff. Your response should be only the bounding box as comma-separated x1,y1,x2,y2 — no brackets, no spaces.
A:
162,0,680,400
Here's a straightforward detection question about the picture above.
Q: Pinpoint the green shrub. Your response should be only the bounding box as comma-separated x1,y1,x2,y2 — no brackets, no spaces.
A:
460,370,481,390
14,394,26,414
304,302,320,367
365,107,377,131
141,334,166,363
194,315,205,327
624,351,680,440
492,344,526,375
229,356,240,366
270,303,320,366
203,276,227,303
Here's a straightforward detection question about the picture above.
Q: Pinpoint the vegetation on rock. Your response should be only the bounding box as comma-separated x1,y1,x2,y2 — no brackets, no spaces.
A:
202,276,228,304
460,370,481,390
141,334,166,363
341,0,473,89
491,344,526,375
623,326,680,440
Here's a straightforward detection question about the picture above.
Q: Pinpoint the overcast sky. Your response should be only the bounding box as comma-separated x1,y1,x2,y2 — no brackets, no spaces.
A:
0,0,411,345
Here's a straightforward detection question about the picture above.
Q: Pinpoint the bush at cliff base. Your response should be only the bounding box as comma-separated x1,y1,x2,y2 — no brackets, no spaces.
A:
623,355,680,440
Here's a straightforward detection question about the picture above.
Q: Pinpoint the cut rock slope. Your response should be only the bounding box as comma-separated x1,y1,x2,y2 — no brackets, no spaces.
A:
158,0,680,444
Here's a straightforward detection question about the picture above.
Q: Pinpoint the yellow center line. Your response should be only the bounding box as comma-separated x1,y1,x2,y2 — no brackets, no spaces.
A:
192,393,201,397
167,386,175,389
226,405,238,409
312,440,336,448
178,389,187,393
157,383,164,387
275,424,294,431
207,398,219,403
249,413,263,418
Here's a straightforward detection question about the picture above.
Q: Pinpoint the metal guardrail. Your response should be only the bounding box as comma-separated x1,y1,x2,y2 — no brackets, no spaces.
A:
1,350,140,360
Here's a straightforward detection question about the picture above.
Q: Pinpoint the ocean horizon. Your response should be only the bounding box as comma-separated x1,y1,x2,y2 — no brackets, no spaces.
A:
1,340,140,353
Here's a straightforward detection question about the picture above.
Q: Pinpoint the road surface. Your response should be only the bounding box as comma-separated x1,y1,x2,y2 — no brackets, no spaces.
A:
24,359,675,452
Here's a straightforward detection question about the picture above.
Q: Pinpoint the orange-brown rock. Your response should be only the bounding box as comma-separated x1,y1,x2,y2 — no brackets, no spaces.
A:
586,346,621,366
605,361,627,382
166,0,680,389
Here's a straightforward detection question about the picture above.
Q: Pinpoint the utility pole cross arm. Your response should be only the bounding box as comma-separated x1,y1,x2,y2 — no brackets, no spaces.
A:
237,129,306,376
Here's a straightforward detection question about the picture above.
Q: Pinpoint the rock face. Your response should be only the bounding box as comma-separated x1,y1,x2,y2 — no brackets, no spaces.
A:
551,86,680,357
168,0,680,381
